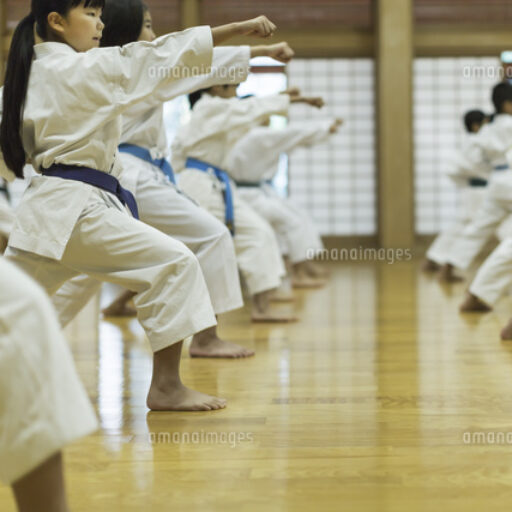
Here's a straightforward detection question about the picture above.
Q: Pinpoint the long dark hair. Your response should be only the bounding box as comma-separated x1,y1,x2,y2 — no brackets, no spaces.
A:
100,0,147,48
1,0,105,178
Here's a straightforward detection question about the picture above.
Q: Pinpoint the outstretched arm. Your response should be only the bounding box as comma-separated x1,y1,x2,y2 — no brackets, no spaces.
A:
212,16,277,45
250,42,295,63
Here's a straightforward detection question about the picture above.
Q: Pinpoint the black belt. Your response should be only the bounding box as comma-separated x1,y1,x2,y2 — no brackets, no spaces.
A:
468,178,488,187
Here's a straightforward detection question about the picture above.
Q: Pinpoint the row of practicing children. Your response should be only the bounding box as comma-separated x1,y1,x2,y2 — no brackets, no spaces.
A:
0,1,342,510
423,81,512,339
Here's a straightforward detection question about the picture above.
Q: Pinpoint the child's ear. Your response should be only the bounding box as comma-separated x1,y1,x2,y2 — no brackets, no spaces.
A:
47,12,66,35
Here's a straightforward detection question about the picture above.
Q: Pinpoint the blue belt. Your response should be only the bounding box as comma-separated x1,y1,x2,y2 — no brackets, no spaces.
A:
186,158,235,235
468,178,488,187
494,164,509,171
119,143,176,184
42,164,139,219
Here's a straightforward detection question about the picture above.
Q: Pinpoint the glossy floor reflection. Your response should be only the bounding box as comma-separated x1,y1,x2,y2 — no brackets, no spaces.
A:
2,261,512,511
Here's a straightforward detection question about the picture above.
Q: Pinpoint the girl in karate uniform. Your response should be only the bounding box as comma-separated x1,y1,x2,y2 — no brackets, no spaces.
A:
1,0,276,410
437,84,512,286
74,0,296,357
226,112,343,287
0,257,98,512
171,84,322,321
422,110,490,276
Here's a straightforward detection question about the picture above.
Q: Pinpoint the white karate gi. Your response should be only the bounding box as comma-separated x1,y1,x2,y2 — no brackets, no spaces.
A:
446,114,512,271
53,47,251,322
225,120,332,263
0,258,97,485
464,141,512,305
173,94,291,295
3,28,219,351
426,133,489,265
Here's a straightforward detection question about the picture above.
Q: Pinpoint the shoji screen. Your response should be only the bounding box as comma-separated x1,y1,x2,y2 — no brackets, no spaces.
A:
414,57,500,234
287,58,376,236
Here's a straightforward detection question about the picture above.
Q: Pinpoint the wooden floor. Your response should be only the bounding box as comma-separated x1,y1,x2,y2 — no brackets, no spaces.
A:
3,260,512,511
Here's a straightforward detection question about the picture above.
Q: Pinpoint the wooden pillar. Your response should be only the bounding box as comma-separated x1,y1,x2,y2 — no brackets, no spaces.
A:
376,0,414,249
0,0,6,81
181,0,201,29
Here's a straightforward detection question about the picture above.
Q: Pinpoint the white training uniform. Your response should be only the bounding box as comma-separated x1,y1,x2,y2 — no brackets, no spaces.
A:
173,94,291,295
225,120,332,263
53,46,251,323
0,180,13,239
446,114,512,272
2,28,219,352
0,258,97,485
425,132,490,265
466,143,512,306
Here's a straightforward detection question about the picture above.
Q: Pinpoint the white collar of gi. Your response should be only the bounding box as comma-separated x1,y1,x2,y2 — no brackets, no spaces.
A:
34,42,77,59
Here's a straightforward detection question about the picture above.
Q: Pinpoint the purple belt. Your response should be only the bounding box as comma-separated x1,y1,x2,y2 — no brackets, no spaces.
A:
42,164,139,219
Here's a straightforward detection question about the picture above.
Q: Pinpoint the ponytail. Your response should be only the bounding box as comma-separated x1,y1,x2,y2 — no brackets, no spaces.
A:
1,14,35,178
0,0,105,179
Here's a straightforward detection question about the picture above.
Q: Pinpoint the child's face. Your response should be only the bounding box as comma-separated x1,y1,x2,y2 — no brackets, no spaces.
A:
138,10,156,43
48,4,104,52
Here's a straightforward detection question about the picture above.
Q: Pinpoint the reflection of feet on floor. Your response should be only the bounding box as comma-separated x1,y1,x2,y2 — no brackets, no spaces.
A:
102,302,137,318
459,293,492,313
501,319,512,340
291,277,326,289
146,383,227,411
422,259,440,273
251,310,299,323
438,264,464,283
189,337,255,358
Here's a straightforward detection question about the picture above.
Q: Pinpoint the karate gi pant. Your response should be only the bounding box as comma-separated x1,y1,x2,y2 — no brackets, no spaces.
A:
6,189,216,352
0,258,97,485
426,187,486,265
178,169,285,295
281,196,325,257
448,173,512,271
238,185,324,264
469,237,512,306
53,154,243,323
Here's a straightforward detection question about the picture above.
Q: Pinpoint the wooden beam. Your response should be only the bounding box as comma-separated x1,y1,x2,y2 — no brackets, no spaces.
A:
415,26,512,57
376,0,415,249
180,0,201,29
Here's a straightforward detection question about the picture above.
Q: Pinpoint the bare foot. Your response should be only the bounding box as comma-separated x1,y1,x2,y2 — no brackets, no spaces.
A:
189,336,255,358
422,259,440,272
501,318,512,340
146,383,227,411
459,292,492,313
102,290,137,318
102,302,137,318
270,290,296,303
305,261,330,279
252,290,298,323
438,264,464,283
